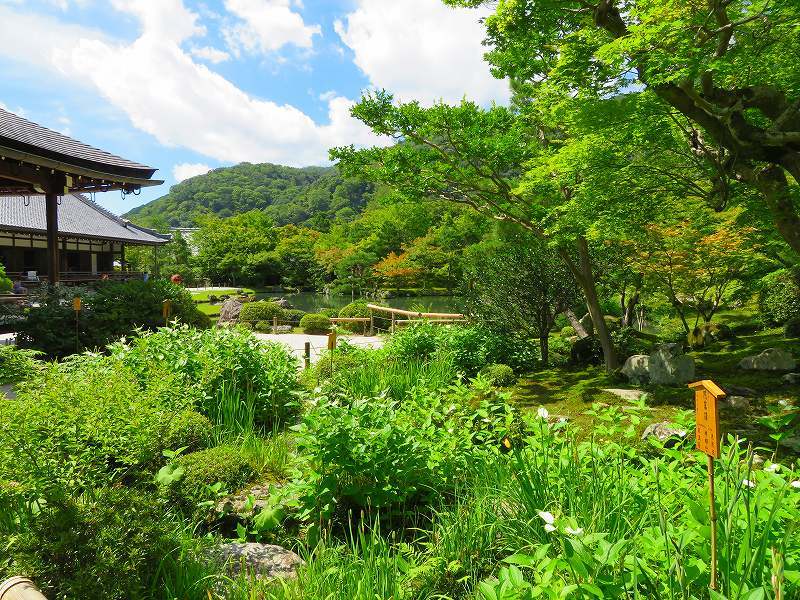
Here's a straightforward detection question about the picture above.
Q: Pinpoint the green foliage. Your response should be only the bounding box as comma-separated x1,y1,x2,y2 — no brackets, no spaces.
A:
15,280,207,357
293,390,474,518
612,327,651,359
161,410,213,454
109,325,300,429
300,313,331,334
337,300,371,332
163,445,256,508
0,263,11,293
785,318,800,339
319,307,339,318
480,363,516,387
255,320,272,332
0,346,43,384
4,488,175,600
126,164,376,229
284,308,307,324
239,300,286,324
759,268,800,325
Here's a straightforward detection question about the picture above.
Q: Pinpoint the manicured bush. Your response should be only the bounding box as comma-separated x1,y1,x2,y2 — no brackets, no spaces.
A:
161,410,213,453
785,318,800,339
256,320,273,332
239,300,285,325
6,488,176,600
165,445,256,508
0,346,43,384
15,280,208,357
338,300,371,332
300,313,332,334
319,307,339,318
560,325,576,337
480,363,516,386
109,326,299,429
758,268,800,325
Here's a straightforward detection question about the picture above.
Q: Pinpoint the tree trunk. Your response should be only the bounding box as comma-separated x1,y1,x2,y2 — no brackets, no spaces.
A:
559,237,619,372
565,308,589,338
622,289,640,328
755,165,800,257
539,333,549,366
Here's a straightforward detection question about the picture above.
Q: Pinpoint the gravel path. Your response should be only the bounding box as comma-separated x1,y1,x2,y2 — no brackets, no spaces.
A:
253,332,383,365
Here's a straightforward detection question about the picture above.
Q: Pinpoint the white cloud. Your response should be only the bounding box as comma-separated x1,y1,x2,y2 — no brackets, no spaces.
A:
191,45,231,64
335,0,509,105
173,162,212,182
0,2,387,167
223,0,320,56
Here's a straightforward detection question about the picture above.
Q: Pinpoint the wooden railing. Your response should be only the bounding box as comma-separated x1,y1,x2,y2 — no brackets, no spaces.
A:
366,304,466,334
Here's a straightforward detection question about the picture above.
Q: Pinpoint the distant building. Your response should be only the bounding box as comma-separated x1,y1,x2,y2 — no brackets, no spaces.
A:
0,193,170,282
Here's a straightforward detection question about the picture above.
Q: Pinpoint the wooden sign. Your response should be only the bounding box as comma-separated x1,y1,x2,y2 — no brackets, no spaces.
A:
162,299,172,320
688,380,725,458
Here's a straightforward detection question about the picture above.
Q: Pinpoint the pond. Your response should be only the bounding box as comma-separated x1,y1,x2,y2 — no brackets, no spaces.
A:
254,292,464,315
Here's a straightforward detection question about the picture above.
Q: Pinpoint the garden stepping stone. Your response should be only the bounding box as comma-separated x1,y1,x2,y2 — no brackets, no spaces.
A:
206,542,303,580
602,388,645,402
738,348,796,371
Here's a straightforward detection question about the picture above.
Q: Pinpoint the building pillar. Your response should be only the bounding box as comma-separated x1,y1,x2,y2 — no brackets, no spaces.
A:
120,243,126,272
45,192,59,285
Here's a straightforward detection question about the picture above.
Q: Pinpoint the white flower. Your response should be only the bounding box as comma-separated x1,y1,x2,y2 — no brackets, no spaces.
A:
742,479,756,488
765,463,780,473
565,526,584,536
537,407,550,420
537,511,555,524
791,480,800,489
544,524,557,533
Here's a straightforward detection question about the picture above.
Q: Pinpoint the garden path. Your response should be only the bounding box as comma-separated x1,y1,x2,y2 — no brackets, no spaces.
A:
253,332,383,365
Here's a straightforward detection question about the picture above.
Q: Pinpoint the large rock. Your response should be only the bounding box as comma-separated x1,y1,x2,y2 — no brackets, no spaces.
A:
738,348,796,371
217,297,244,325
206,543,303,580
782,373,800,385
272,297,294,309
641,421,687,447
721,396,750,412
649,344,695,385
621,355,650,385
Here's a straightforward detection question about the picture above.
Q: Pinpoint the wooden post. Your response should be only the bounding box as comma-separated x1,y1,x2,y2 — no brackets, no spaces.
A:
120,243,126,272
304,341,311,369
0,577,48,600
45,192,59,285
273,316,278,334
688,380,726,591
369,311,374,336
391,312,396,334
162,299,172,326
327,331,337,350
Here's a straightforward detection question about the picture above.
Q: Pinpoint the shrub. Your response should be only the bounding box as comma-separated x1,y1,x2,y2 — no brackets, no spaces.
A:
758,268,800,325
387,321,443,361
0,263,11,293
0,346,43,384
480,363,516,386
613,327,651,358
161,410,213,453
300,313,331,334
338,300,371,332
319,307,339,318
294,391,474,519
560,325,576,337
255,320,273,332
785,318,800,338
284,308,306,324
164,445,256,508
109,326,299,429
15,280,208,357
570,336,604,366
239,301,285,325
6,488,175,600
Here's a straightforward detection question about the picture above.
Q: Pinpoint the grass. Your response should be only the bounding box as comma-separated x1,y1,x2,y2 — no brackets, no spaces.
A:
190,288,258,303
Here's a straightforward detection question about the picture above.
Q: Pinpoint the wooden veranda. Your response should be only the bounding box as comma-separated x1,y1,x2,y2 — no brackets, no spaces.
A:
0,108,162,284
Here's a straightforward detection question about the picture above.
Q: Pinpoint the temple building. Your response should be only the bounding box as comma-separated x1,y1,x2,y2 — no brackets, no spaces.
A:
0,193,169,282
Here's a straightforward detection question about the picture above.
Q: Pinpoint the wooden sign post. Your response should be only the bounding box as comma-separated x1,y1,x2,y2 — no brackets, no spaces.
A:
688,379,726,591
162,299,173,326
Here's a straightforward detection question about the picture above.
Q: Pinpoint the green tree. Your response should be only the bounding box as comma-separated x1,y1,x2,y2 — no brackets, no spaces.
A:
447,0,800,257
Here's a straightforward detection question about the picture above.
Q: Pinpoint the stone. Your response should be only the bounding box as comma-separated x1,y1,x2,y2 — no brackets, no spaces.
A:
641,421,687,447
782,373,800,385
273,298,294,309
721,384,759,397
0,384,16,400
602,388,646,402
721,396,750,412
215,483,280,516
217,298,243,325
206,543,303,581
622,355,650,385
649,344,695,385
738,348,797,371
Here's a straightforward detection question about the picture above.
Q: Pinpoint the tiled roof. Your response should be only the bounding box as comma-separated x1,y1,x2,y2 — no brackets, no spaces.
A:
0,194,170,245
0,107,156,178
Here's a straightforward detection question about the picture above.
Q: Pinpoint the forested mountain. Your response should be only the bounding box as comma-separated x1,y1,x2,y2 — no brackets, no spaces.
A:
124,163,377,230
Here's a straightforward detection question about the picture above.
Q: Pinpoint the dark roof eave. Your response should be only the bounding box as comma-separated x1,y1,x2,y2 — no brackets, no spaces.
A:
0,143,160,187
0,223,170,246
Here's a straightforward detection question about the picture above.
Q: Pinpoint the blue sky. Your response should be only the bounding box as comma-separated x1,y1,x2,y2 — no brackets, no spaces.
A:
0,0,509,215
